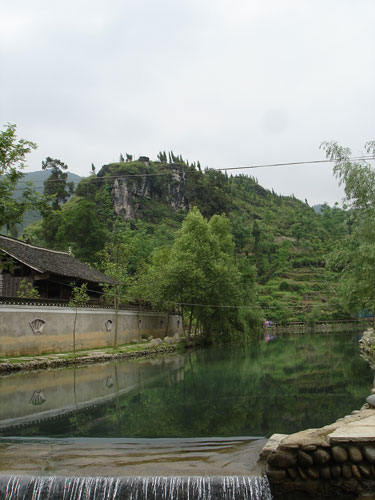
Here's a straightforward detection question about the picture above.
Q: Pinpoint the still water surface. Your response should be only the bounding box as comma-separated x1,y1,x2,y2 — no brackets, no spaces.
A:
0,332,372,439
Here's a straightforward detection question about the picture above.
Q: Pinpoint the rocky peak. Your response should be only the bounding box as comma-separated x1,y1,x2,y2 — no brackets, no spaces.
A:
103,162,189,221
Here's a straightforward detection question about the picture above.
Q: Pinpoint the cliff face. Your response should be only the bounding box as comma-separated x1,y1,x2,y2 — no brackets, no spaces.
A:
107,163,188,221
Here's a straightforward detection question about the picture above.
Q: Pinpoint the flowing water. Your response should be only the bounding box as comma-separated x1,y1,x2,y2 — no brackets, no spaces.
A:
0,475,272,500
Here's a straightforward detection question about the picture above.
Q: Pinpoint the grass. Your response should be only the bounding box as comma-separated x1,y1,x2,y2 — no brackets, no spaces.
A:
0,340,186,367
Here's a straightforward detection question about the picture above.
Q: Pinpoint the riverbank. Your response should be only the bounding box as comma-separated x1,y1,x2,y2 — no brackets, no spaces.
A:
0,336,186,375
266,320,369,336
263,403,375,499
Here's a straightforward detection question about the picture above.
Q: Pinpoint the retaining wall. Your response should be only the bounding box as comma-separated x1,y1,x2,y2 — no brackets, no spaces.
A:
263,408,375,499
0,304,183,356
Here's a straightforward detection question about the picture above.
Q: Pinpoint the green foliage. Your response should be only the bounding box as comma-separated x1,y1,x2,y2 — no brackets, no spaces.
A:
68,283,89,307
42,157,75,210
0,123,37,172
55,198,107,264
75,175,99,200
322,140,375,315
17,278,40,299
99,227,132,305
135,208,260,342
21,151,351,325
0,123,39,232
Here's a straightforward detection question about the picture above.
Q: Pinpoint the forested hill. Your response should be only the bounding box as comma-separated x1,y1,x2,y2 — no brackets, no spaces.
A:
25,156,346,324
10,171,81,232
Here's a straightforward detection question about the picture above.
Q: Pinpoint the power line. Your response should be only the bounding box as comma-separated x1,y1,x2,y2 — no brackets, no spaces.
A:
12,155,375,190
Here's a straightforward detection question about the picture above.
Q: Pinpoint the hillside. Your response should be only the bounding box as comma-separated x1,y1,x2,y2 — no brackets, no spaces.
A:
8,171,82,235
23,157,346,324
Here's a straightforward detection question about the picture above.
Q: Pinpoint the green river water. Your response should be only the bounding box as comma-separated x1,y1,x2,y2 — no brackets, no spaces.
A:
0,332,372,440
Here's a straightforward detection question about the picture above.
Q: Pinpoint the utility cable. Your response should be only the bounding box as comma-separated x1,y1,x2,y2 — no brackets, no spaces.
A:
12,155,375,189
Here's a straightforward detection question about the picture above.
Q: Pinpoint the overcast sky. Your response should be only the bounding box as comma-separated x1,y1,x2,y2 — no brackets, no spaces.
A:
1,0,375,206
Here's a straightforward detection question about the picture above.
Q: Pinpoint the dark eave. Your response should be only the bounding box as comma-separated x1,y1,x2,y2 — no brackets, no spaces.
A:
0,235,113,285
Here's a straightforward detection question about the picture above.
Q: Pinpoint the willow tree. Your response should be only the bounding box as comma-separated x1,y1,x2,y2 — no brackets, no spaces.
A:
322,140,375,314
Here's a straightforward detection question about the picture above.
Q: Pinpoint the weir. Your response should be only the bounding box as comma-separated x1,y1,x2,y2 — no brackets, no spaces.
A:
0,475,272,500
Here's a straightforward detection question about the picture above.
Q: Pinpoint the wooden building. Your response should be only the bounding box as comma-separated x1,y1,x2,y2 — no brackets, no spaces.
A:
0,235,112,300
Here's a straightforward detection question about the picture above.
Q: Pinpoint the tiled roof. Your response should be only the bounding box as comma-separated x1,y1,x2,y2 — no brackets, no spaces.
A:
0,235,113,284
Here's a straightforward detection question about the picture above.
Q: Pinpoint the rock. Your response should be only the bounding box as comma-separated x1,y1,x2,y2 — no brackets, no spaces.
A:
259,434,288,461
331,446,348,463
297,466,308,480
297,449,313,467
345,479,360,493
352,465,362,481
111,168,188,221
358,464,371,478
150,338,163,346
348,446,363,463
268,450,297,468
287,467,298,480
163,336,173,344
331,465,341,478
351,410,360,415
361,403,370,410
148,336,153,341
363,446,375,463
266,465,286,482
320,465,331,480
301,444,317,452
342,463,352,479
173,333,181,340
313,448,330,465
307,467,319,479
366,394,375,407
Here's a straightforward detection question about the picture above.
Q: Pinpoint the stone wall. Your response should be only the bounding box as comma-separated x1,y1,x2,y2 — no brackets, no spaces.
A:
269,321,368,336
359,328,375,370
0,304,183,356
263,408,375,499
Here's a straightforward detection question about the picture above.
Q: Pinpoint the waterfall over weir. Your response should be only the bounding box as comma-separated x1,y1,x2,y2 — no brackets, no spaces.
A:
0,475,272,500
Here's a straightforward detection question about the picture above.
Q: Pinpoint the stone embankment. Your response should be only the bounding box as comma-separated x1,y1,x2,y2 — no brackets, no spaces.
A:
260,327,375,499
262,405,375,499
270,321,368,336
0,334,186,375
359,328,375,369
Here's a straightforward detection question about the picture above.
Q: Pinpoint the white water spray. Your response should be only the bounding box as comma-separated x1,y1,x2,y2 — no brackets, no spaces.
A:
1,475,272,500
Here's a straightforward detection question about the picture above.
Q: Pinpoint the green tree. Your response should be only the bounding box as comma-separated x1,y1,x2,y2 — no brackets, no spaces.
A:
55,198,107,264
69,283,89,354
322,140,375,313
0,123,38,232
17,278,40,299
42,157,74,210
135,208,259,342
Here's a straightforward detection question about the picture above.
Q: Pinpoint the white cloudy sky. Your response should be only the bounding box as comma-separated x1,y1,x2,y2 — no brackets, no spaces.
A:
1,0,375,205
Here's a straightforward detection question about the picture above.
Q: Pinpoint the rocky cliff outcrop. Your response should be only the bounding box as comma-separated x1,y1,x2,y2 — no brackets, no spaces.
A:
106,163,188,221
